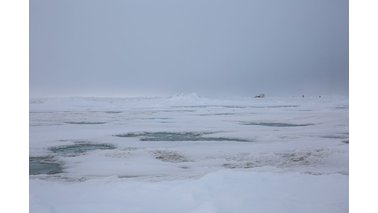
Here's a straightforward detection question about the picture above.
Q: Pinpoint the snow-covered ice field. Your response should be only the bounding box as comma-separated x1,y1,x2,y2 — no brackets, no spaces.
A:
29,94,348,213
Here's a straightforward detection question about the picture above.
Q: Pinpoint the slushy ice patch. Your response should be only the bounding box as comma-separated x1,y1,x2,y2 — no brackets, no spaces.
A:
321,135,349,139
49,143,116,156
114,132,251,142
152,150,190,163
222,149,328,169
30,156,63,175
198,113,236,116
104,111,122,114
242,122,314,127
336,105,348,109
256,105,299,108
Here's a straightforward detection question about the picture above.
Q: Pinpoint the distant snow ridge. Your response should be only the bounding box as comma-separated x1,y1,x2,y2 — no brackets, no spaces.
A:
169,92,201,100
166,93,207,105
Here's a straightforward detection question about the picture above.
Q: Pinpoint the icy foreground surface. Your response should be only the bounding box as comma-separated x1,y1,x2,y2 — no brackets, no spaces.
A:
30,95,348,213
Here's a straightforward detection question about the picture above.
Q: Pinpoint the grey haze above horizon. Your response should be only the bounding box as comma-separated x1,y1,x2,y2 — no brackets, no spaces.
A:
30,0,348,98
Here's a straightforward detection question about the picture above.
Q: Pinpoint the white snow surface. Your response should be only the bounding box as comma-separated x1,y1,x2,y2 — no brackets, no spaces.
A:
30,94,349,212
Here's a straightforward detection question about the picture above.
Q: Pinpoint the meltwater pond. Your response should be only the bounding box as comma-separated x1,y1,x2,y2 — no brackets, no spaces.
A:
64,121,107,125
49,143,116,156
30,156,63,175
242,122,314,127
114,131,251,142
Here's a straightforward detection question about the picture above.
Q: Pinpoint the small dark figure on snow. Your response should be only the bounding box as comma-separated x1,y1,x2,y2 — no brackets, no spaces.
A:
255,93,265,98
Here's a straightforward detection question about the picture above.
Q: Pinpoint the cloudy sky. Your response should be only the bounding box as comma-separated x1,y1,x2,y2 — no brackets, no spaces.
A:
30,0,348,97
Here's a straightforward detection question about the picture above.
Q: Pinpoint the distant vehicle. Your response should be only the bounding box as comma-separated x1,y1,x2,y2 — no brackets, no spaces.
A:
255,93,265,98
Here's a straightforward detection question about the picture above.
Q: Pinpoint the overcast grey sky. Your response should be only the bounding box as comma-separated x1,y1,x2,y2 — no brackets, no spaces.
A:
30,0,348,97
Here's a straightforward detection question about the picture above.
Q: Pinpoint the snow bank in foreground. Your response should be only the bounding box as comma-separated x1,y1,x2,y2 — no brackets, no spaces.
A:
30,171,348,213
